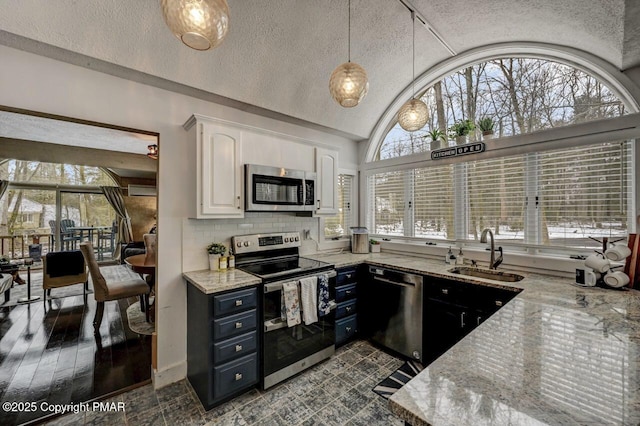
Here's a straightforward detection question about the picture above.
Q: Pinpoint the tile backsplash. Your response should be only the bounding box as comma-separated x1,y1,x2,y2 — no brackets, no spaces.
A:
182,213,319,272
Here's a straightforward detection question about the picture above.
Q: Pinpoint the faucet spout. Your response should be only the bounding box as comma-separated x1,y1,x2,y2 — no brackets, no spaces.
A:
480,228,502,269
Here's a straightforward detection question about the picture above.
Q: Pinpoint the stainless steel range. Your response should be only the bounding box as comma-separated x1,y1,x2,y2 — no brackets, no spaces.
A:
232,232,336,389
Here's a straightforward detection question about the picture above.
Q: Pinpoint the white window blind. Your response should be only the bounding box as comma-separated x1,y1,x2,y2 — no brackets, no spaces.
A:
538,141,631,247
369,170,406,236
467,155,527,242
324,174,353,238
414,165,455,239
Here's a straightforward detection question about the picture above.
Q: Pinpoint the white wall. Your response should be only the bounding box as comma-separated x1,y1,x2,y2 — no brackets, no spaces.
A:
0,45,358,387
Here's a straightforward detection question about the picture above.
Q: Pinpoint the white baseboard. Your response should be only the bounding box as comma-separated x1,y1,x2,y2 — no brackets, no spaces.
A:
152,360,187,389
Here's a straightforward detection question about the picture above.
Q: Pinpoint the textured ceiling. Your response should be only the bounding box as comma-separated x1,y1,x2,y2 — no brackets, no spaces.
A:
0,0,636,140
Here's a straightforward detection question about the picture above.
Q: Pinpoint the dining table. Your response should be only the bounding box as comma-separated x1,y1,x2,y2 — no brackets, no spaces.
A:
124,253,156,321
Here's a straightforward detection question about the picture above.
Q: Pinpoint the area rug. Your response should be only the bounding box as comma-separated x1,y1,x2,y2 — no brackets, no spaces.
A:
373,360,424,400
126,301,155,335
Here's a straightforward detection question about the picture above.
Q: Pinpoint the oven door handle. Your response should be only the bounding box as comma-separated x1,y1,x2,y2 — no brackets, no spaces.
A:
264,300,336,332
263,270,337,293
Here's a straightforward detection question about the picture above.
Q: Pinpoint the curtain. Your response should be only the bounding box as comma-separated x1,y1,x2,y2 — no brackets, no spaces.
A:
0,180,8,200
101,186,133,256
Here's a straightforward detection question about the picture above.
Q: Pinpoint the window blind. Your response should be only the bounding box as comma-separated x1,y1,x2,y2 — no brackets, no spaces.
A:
467,155,527,242
413,165,455,239
368,170,406,236
324,174,353,238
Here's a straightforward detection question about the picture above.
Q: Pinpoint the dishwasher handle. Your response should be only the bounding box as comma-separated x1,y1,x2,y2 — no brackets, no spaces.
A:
372,275,417,287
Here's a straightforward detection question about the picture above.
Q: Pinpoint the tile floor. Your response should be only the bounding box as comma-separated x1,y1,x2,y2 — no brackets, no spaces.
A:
43,340,405,426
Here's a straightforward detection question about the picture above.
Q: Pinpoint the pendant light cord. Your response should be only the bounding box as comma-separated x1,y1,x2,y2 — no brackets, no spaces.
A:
411,11,416,99
348,0,351,62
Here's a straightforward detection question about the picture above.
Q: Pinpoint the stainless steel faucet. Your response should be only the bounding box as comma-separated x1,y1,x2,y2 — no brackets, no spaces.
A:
480,228,503,269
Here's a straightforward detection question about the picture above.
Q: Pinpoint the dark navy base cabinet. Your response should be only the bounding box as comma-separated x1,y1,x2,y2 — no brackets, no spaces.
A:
335,266,359,346
187,285,260,410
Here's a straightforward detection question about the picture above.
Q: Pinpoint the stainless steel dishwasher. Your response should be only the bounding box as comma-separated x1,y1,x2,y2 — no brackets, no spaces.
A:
364,266,424,362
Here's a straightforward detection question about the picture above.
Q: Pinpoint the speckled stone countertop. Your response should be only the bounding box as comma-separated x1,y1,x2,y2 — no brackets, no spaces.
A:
182,269,261,294
304,252,640,426
184,251,640,425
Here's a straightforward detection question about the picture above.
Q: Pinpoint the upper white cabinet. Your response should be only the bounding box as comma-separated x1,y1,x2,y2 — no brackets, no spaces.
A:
185,116,243,219
315,147,339,215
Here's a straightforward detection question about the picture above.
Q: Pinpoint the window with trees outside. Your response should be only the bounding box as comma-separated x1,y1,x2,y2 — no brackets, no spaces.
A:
324,174,354,239
369,58,633,250
0,159,118,258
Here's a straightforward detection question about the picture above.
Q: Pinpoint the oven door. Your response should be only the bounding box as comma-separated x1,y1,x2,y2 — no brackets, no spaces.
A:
246,165,306,211
262,271,336,389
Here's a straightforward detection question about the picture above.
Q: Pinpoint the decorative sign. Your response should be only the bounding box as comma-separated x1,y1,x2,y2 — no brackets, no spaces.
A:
431,142,485,160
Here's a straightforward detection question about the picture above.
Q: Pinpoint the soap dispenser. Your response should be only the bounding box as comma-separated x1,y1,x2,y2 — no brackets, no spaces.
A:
456,247,464,265
446,247,455,264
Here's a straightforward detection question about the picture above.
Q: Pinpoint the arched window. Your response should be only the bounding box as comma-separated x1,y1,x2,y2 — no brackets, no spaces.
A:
367,57,635,250
377,58,626,160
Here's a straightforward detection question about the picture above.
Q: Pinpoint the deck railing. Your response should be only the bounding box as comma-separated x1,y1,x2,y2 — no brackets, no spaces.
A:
0,234,54,260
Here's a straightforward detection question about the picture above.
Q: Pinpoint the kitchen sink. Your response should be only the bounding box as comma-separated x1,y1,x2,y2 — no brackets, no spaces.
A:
448,266,524,282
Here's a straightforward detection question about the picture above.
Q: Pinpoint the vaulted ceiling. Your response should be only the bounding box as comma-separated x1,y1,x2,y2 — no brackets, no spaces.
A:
0,0,639,140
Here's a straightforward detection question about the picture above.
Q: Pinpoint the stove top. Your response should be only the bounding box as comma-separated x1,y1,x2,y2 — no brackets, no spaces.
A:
238,256,333,281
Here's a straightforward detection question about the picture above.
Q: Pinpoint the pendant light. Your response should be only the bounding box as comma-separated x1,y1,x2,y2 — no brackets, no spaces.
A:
329,0,369,108
397,12,428,132
161,0,230,51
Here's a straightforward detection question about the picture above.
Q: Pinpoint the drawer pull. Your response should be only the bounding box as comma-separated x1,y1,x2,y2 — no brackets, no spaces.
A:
441,288,449,295
235,322,243,329
235,300,243,307
235,373,243,381
346,273,352,279
495,300,503,307
345,290,353,295
346,326,352,332
346,306,352,312
235,344,243,352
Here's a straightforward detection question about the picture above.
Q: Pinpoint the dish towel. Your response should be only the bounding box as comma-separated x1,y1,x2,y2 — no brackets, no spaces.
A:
299,276,318,325
282,281,301,327
318,273,330,317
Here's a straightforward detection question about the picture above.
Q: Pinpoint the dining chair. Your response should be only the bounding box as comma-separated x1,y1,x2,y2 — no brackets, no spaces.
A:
79,241,150,333
60,219,81,250
97,220,117,260
42,251,89,303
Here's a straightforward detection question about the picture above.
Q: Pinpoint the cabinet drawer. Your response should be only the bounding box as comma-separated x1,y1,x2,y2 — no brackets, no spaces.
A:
212,309,257,341
212,353,258,400
335,299,357,319
336,268,357,285
212,331,257,365
426,279,470,305
335,283,357,302
335,315,358,344
212,288,258,317
472,286,518,315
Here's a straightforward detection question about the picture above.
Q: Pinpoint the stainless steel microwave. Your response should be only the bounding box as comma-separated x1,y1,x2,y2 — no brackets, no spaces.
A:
245,164,316,212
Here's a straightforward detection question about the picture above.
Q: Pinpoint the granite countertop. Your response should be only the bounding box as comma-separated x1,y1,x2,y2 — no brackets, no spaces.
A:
182,268,261,294
183,251,640,425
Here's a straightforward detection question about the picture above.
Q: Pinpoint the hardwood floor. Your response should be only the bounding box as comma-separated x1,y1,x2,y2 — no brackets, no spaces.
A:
0,266,152,425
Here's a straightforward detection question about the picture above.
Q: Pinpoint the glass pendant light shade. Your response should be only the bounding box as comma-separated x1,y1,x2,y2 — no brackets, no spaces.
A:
397,98,429,131
161,0,229,51
329,61,369,108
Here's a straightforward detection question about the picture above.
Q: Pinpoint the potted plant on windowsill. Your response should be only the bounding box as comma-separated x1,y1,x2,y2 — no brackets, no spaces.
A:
477,117,495,140
369,239,381,253
206,242,227,271
427,129,447,150
448,119,475,145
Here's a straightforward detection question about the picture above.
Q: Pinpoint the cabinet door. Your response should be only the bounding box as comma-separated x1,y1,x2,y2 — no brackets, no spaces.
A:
314,147,339,215
200,122,243,218
424,299,467,365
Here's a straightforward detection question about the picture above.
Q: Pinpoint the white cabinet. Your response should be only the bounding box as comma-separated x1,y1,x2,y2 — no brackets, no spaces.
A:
315,147,339,215
185,116,243,218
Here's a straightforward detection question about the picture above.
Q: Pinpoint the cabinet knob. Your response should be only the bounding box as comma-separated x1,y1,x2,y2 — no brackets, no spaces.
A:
346,306,352,312
345,327,352,332
235,373,243,381
346,274,352,279
235,344,243,352
442,289,449,295
495,300,503,307
235,322,243,329
235,300,243,306
345,290,353,295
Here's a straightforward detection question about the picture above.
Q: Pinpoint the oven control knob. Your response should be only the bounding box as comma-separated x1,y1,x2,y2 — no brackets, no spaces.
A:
243,241,250,247
295,236,299,241
284,237,289,243
236,242,242,248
